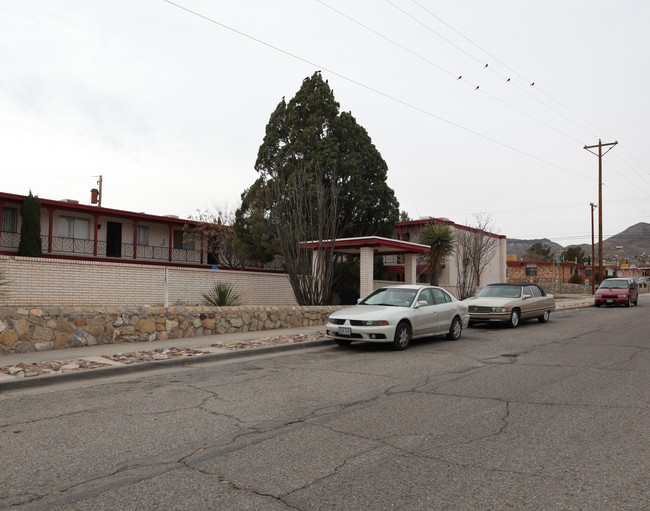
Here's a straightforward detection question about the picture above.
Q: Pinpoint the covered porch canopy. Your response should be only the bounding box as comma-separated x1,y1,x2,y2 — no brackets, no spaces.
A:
301,236,431,299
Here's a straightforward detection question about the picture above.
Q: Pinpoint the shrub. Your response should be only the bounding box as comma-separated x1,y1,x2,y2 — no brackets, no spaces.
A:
569,274,584,285
202,282,243,306
18,192,43,257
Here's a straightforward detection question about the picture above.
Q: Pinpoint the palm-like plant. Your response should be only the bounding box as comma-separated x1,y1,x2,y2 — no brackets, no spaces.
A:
202,282,243,306
419,223,456,286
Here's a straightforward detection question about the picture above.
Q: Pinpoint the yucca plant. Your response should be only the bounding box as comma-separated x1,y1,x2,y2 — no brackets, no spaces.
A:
202,282,243,306
420,223,456,286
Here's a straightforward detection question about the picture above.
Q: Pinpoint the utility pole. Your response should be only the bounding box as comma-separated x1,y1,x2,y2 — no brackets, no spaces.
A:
590,202,597,294
97,175,103,207
584,140,617,284
91,175,103,207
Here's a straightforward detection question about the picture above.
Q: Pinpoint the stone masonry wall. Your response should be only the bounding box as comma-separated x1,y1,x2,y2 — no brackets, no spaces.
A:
0,305,341,354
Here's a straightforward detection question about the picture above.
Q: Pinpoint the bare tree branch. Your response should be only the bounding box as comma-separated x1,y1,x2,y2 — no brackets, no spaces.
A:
455,213,500,299
268,164,339,305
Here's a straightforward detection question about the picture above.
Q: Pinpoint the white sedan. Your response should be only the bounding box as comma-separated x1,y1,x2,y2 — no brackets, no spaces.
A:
326,285,470,350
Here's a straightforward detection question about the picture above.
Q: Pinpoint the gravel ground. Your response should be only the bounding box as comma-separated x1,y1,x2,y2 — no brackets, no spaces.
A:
0,331,329,379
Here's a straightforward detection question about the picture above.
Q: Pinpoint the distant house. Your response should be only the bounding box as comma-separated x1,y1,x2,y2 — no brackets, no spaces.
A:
1,191,216,267
391,217,507,293
507,260,587,284
507,259,644,284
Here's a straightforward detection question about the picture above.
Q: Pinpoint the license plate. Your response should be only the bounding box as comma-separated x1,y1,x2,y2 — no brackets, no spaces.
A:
338,326,351,336
607,299,613,303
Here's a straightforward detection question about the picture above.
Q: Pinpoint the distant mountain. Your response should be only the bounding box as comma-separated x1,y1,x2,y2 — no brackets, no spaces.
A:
581,222,650,264
508,223,650,264
506,238,564,258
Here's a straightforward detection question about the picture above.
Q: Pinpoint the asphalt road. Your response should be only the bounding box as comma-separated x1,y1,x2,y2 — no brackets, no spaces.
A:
1,304,648,510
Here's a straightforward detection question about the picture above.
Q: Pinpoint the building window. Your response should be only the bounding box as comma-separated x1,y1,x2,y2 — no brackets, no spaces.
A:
59,216,89,239
173,230,184,249
585,268,592,277
1,207,18,232
137,226,149,246
525,265,537,277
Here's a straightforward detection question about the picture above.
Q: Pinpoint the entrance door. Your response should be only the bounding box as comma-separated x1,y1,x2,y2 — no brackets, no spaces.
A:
106,221,122,258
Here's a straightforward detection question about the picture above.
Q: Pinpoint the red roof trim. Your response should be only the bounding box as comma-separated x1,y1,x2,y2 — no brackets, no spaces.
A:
300,236,430,254
396,217,505,240
0,191,198,226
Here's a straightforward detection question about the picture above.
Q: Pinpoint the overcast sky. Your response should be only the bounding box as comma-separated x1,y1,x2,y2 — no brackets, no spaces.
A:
2,0,649,246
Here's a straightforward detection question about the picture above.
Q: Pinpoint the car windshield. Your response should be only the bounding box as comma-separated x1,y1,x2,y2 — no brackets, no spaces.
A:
476,286,522,299
361,288,418,307
599,280,628,289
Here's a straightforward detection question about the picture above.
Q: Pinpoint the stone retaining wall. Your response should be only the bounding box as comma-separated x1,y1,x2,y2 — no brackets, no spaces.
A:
0,305,342,354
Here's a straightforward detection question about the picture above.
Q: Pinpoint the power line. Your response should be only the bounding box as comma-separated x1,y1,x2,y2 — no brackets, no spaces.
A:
164,0,647,226
406,0,607,139
404,1,650,187
163,0,592,182
386,0,601,138
316,0,584,145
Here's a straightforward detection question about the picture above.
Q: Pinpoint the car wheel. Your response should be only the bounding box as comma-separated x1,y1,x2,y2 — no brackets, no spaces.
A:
507,309,520,328
446,317,462,340
538,310,550,323
626,296,631,307
335,339,351,347
633,296,638,306
392,322,411,350
595,303,601,308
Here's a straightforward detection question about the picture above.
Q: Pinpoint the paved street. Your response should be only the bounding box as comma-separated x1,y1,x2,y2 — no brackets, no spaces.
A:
1,303,648,510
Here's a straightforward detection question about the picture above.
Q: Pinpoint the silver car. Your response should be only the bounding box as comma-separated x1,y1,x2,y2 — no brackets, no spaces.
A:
465,283,555,328
326,285,470,350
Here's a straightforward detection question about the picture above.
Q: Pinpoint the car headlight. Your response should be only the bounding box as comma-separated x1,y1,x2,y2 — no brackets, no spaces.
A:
492,307,509,313
361,320,389,326
618,294,627,298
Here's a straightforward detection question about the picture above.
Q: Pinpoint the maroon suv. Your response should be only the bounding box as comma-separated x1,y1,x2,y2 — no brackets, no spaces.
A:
594,278,639,307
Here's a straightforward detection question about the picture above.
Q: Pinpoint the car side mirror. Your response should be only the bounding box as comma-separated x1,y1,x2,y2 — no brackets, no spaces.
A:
416,300,428,308
522,294,532,300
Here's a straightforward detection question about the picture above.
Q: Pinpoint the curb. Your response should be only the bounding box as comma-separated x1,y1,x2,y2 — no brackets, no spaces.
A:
555,302,594,311
0,339,334,392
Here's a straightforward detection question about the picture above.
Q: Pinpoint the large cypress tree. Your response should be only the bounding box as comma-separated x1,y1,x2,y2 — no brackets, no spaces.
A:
18,192,43,257
234,72,400,262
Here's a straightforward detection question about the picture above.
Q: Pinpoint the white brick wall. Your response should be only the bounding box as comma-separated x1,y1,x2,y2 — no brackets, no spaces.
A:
0,255,297,307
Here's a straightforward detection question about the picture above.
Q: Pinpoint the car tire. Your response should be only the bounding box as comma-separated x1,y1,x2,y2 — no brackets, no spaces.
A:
392,322,411,351
507,309,520,328
446,317,462,340
595,303,601,308
538,310,550,323
626,296,631,307
633,296,638,306
335,339,351,347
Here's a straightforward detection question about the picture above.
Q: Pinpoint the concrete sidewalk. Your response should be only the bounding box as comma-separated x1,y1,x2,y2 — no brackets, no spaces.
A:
0,297,596,391
0,325,330,391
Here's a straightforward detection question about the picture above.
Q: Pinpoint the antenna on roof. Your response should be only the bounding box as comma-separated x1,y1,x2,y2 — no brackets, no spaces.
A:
90,175,103,207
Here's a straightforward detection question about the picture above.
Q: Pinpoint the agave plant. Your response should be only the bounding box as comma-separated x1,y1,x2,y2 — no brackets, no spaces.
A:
202,282,243,306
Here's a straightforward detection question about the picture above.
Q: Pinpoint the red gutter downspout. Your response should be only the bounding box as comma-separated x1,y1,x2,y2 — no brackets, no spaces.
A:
93,213,99,257
168,225,173,262
47,207,54,254
133,220,138,260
